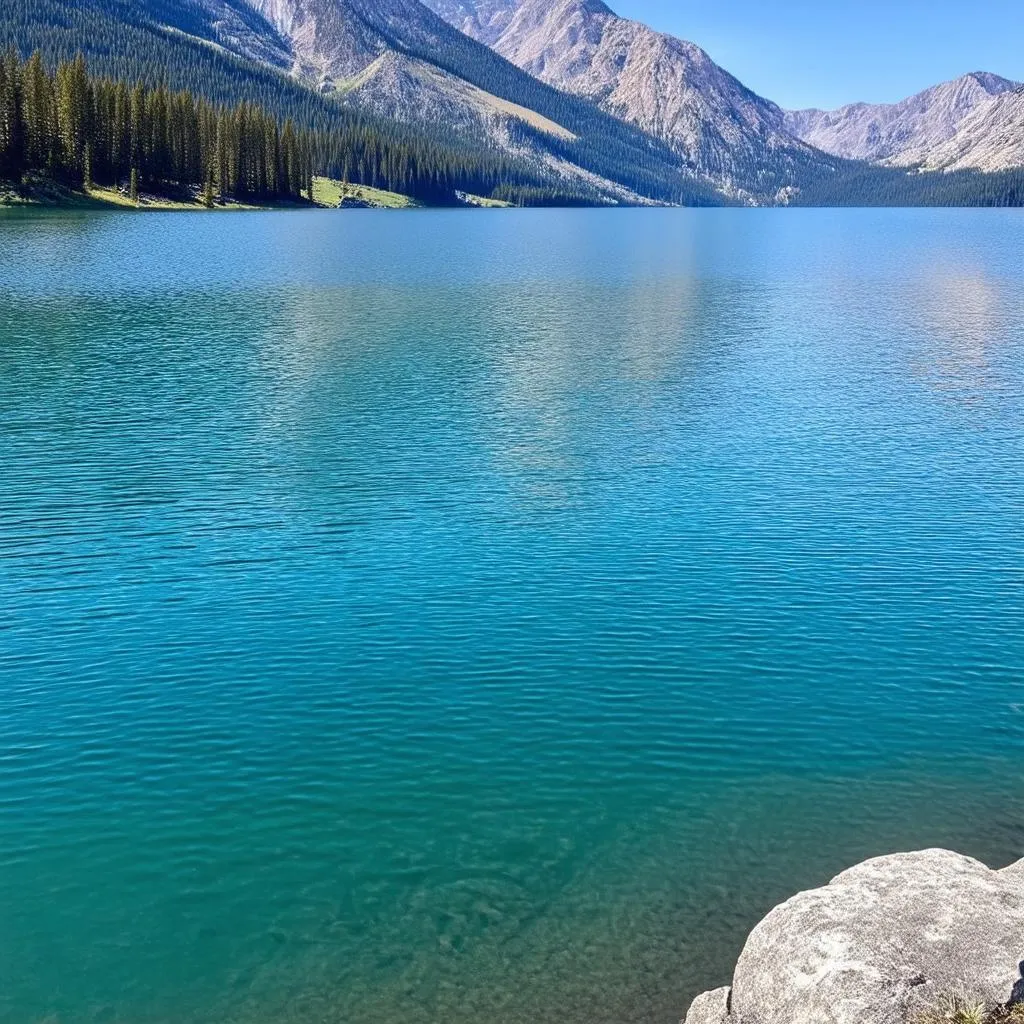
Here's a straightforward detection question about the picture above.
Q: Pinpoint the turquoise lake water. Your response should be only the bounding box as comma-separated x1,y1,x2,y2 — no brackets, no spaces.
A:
1,207,1023,1024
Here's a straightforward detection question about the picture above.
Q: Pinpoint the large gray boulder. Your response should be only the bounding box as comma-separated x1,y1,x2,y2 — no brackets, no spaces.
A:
684,849,1024,1024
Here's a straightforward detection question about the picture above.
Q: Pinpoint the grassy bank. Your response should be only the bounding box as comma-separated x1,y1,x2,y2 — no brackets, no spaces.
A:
1,176,288,210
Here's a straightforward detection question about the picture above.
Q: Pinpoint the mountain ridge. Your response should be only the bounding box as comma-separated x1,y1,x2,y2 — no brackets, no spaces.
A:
784,72,1022,168
423,0,1024,193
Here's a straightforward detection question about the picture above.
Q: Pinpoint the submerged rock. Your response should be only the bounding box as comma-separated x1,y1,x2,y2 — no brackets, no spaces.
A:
684,849,1024,1024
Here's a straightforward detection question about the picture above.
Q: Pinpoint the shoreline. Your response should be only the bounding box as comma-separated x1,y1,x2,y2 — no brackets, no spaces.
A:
0,176,433,212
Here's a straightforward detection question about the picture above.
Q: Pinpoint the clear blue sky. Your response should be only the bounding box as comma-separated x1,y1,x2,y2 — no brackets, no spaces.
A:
612,0,1024,110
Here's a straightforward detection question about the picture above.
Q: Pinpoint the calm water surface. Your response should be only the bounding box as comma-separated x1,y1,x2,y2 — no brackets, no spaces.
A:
1,208,1023,1024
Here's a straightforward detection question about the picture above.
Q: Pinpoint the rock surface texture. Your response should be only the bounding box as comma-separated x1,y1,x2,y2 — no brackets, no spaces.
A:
685,849,1024,1024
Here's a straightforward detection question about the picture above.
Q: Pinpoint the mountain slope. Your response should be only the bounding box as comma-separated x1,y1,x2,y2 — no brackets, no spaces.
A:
909,87,1024,172
784,73,1021,166
3,0,721,205
237,0,717,204
420,0,839,199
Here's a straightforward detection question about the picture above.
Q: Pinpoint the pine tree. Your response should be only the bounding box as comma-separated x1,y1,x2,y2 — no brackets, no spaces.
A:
21,50,51,171
54,53,89,183
0,48,25,180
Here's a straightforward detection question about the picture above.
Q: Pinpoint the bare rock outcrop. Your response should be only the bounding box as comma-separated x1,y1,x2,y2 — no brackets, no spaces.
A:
685,849,1024,1024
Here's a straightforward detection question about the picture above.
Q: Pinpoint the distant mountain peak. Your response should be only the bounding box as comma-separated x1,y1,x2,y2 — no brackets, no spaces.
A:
963,70,1018,91
784,71,1023,170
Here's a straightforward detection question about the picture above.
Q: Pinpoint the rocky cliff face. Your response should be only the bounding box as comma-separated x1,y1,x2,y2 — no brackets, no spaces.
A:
784,73,1022,168
685,849,1024,1024
419,0,832,199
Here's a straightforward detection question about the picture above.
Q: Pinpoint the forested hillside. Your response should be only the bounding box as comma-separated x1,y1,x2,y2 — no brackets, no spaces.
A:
0,46,615,205
0,50,316,201
2,0,315,117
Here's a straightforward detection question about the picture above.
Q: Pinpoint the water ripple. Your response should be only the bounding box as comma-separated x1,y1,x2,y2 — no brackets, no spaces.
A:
1,208,1023,1024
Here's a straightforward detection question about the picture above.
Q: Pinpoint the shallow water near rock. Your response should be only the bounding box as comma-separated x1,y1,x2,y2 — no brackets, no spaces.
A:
1,207,1023,1024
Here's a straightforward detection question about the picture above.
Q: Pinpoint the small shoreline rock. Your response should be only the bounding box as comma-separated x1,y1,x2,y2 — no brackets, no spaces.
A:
684,849,1024,1024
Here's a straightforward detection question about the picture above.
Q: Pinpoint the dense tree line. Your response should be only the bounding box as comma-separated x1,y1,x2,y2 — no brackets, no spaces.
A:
491,183,603,207
790,159,1024,208
0,50,315,200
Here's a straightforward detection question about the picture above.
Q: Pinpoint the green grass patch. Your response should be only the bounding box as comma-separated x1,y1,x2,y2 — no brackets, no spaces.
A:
312,177,422,209
3,174,428,211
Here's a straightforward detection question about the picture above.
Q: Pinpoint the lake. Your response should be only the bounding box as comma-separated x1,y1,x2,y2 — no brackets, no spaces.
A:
1,207,1023,1024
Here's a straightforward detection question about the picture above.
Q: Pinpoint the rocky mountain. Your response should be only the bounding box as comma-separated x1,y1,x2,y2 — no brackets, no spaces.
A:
185,0,716,203
419,0,839,200
784,72,1023,169
6,0,1022,205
